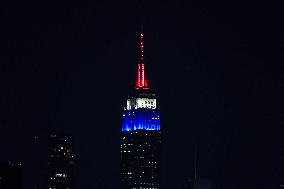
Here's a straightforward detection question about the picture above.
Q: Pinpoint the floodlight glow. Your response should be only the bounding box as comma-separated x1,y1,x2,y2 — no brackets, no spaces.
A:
126,98,156,110
135,32,149,90
122,109,160,132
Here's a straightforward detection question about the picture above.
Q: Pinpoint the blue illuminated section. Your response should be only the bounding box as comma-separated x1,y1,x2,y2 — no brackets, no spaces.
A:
122,109,160,132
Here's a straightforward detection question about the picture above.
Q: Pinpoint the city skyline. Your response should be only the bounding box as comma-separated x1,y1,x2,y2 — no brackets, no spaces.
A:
0,1,274,189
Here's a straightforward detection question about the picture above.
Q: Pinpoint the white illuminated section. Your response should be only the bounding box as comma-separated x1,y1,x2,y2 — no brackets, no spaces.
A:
55,173,68,178
126,98,156,110
136,98,156,109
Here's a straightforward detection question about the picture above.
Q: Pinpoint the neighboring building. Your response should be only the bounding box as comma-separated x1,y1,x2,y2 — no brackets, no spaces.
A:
47,133,74,189
0,162,22,189
120,32,161,189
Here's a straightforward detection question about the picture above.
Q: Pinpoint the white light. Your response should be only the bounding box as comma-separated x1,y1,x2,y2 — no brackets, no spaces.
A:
126,98,156,110
55,173,68,178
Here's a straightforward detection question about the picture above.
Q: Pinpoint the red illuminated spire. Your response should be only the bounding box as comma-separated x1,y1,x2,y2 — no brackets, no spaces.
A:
135,31,149,90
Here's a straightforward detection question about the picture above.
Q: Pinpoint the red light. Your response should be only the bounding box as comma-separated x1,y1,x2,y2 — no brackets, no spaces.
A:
135,63,149,89
135,32,149,90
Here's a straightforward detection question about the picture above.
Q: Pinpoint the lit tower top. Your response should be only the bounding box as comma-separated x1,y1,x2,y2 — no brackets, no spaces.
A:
135,32,149,90
122,32,160,132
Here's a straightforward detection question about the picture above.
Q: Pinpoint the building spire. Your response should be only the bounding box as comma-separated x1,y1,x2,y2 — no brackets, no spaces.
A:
135,30,149,90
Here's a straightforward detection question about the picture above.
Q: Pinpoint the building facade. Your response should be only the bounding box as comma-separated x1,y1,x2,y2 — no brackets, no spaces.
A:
120,32,161,189
47,133,74,189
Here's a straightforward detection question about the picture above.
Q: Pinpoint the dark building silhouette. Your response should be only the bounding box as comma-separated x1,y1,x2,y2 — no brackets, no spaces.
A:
47,134,74,189
120,32,161,189
0,162,22,189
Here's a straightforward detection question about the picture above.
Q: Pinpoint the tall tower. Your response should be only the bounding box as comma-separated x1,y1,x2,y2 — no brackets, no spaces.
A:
120,32,161,189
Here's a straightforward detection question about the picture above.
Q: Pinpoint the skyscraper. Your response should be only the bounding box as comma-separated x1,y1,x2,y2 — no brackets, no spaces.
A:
47,133,74,189
120,32,161,189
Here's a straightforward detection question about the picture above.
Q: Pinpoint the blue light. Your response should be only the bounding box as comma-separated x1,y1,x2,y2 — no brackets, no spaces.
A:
122,109,160,132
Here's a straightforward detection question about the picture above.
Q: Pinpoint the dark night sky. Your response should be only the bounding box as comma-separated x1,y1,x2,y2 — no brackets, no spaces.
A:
0,1,276,189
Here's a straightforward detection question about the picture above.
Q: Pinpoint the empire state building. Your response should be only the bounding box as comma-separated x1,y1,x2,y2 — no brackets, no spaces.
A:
120,32,161,189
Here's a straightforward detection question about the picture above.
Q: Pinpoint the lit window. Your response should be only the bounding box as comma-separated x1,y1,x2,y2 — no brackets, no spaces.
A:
55,173,68,178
